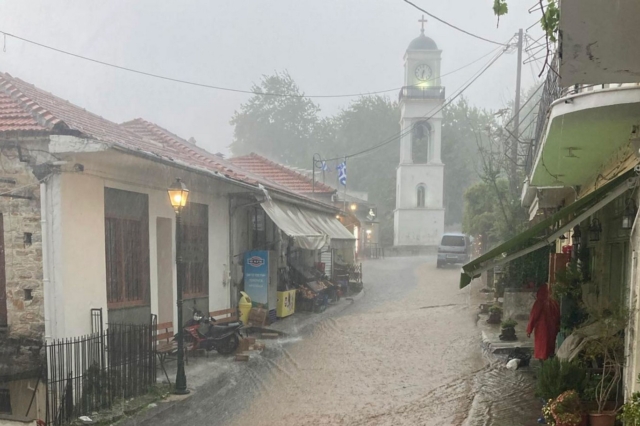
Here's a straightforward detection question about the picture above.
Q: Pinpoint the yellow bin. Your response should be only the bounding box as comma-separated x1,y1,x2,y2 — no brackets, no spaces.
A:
238,291,252,325
277,289,296,318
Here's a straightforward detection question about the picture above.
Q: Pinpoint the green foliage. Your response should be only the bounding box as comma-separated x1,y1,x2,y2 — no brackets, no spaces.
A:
493,0,508,16
502,246,550,289
536,357,588,401
501,318,517,328
620,390,640,424
541,0,560,43
491,0,559,42
441,98,498,226
489,304,502,315
581,299,627,413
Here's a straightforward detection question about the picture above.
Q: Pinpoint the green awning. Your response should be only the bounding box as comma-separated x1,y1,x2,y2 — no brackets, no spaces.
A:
460,173,636,288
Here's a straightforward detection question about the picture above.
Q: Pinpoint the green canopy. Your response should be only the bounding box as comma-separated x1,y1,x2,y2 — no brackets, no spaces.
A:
460,172,636,288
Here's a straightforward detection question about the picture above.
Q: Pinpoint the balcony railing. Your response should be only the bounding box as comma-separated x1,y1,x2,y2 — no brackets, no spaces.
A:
399,86,445,101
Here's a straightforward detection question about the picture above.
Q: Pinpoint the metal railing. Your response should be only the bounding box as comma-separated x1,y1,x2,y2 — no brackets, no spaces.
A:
398,86,445,101
45,320,156,426
526,55,562,175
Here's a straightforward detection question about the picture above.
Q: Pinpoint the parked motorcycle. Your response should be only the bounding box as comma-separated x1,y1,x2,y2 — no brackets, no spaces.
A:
178,308,242,355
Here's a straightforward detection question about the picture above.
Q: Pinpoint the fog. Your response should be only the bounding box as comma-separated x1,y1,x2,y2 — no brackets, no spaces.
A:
0,0,542,155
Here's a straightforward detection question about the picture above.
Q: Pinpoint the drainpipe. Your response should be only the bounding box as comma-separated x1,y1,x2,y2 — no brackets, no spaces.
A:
228,196,236,309
40,179,53,341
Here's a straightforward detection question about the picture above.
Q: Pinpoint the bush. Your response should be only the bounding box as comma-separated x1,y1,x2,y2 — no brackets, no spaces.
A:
550,390,582,426
536,357,588,401
489,305,502,315
501,318,517,328
619,391,640,424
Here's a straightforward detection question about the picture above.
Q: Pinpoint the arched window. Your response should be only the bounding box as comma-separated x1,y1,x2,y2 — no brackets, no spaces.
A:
417,185,426,207
411,121,431,164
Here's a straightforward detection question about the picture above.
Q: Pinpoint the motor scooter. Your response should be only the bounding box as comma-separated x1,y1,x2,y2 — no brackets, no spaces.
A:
179,307,243,355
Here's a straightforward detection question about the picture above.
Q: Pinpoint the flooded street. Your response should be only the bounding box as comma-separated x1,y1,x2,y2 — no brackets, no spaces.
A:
123,256,542,426
228,256,483,426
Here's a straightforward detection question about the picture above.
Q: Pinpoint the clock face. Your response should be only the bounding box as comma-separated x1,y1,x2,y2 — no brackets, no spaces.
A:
415,64,433,81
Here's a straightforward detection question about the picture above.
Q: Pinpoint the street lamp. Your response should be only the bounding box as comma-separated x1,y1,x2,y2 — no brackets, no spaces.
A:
167,178,190,395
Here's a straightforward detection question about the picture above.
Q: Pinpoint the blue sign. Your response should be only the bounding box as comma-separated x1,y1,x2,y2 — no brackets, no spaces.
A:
244,250,269,307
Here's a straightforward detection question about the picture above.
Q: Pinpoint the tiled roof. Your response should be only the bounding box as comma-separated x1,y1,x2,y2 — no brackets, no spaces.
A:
121,118,256,184
0,72,257,185
0,72,336,211
230,153,336,194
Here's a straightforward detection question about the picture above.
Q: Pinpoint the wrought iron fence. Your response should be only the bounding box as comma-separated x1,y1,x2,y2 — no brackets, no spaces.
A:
44,321,156,426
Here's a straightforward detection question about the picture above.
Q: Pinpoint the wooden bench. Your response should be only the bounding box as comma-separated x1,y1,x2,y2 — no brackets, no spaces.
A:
155,321,177,385
209,307,239,324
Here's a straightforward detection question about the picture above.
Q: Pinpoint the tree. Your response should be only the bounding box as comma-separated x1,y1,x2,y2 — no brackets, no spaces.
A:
322,96,400,246
441,98,497,226
230,71,321,165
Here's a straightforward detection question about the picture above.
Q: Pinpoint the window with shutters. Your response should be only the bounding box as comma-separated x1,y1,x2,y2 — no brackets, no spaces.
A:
182,202,209,298
104,188,150,308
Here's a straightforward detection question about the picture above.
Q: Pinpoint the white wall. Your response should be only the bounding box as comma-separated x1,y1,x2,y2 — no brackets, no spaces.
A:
393,208,444,246
396,164,444,209
45,151,234,338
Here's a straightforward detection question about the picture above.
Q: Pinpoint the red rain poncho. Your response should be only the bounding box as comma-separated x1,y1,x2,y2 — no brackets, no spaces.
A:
526,283,560,360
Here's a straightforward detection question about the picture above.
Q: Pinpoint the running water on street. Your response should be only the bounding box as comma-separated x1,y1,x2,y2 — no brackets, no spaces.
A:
129,257,539,426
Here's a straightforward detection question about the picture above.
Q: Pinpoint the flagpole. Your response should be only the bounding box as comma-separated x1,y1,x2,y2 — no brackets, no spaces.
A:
343,157,347,212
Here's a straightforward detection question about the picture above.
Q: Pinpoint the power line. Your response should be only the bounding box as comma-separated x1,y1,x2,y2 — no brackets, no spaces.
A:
402,0,508,46
324,46,508,161
1,29,499,100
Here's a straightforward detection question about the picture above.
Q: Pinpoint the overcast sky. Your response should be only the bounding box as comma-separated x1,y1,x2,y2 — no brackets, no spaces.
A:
0,0,543,156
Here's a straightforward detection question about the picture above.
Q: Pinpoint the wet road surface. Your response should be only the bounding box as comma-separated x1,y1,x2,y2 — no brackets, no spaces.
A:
130,256,539,426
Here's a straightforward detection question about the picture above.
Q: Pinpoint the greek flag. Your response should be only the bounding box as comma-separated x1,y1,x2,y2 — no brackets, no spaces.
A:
337,162,347,186
321,161,329,172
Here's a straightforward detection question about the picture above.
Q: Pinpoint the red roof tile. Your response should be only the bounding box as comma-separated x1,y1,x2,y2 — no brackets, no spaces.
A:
0,72,335,211
230,153,336,194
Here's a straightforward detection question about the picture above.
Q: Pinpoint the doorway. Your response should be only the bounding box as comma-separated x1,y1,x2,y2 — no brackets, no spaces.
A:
156,218,173,324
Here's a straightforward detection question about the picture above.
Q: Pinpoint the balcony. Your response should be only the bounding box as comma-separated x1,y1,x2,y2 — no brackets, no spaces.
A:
522,55,640,206
399,86,445,101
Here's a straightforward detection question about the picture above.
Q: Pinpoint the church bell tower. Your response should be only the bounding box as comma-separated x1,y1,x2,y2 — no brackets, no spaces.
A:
393,16,445,247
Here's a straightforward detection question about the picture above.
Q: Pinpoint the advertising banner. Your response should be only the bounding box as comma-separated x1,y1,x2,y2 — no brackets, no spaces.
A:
244,250,269,307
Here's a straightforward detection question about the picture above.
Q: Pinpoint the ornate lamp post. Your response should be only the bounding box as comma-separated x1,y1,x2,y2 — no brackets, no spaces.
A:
167,178,190,395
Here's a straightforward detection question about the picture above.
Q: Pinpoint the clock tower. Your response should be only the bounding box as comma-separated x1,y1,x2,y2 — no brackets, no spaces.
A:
393,17,445,247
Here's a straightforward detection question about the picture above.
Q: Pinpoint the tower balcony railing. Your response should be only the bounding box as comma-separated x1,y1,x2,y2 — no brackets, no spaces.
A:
399,86,445,101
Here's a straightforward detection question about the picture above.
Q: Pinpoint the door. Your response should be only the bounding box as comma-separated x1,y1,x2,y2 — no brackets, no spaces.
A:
608,242,629,305
156,218,173,324
0,214,6,326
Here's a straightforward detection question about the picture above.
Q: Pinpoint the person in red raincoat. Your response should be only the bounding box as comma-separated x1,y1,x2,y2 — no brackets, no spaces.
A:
527,283,560,360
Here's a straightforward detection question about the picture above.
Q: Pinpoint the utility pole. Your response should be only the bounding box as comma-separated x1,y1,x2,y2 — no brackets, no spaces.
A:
510,28,523,197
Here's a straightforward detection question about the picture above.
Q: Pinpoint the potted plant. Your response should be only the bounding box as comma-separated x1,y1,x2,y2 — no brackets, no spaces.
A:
499,318,518,341
549,390,584,426
536,357,587,401
487,305,503,324
582,300,628,426
619,391,640,425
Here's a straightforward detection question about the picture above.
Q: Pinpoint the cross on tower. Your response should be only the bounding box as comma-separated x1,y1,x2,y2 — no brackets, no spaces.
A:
418,15,428,33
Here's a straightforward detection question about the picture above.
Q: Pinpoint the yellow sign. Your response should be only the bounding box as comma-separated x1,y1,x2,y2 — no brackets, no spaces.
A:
276,290,296,318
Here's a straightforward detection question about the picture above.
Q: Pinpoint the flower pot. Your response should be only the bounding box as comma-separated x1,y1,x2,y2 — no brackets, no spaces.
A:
499,326,517,341
487,312,502,324
588,412,616,426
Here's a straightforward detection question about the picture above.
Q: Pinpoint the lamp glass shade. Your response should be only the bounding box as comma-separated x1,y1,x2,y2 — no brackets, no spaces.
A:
589,219,602,242
168,179,189,210
622,199,637,230
350,204,357,211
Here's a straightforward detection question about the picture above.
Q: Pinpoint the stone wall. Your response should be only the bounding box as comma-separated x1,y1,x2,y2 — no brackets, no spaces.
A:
0,145,44,341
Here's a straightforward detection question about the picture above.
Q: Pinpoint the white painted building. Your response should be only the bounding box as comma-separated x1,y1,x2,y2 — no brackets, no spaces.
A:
394,25,445,247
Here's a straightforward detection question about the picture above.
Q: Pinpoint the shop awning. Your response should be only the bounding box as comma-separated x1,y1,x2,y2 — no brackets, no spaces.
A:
460,174,637,289
261,200,328,250
299,210,356,249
